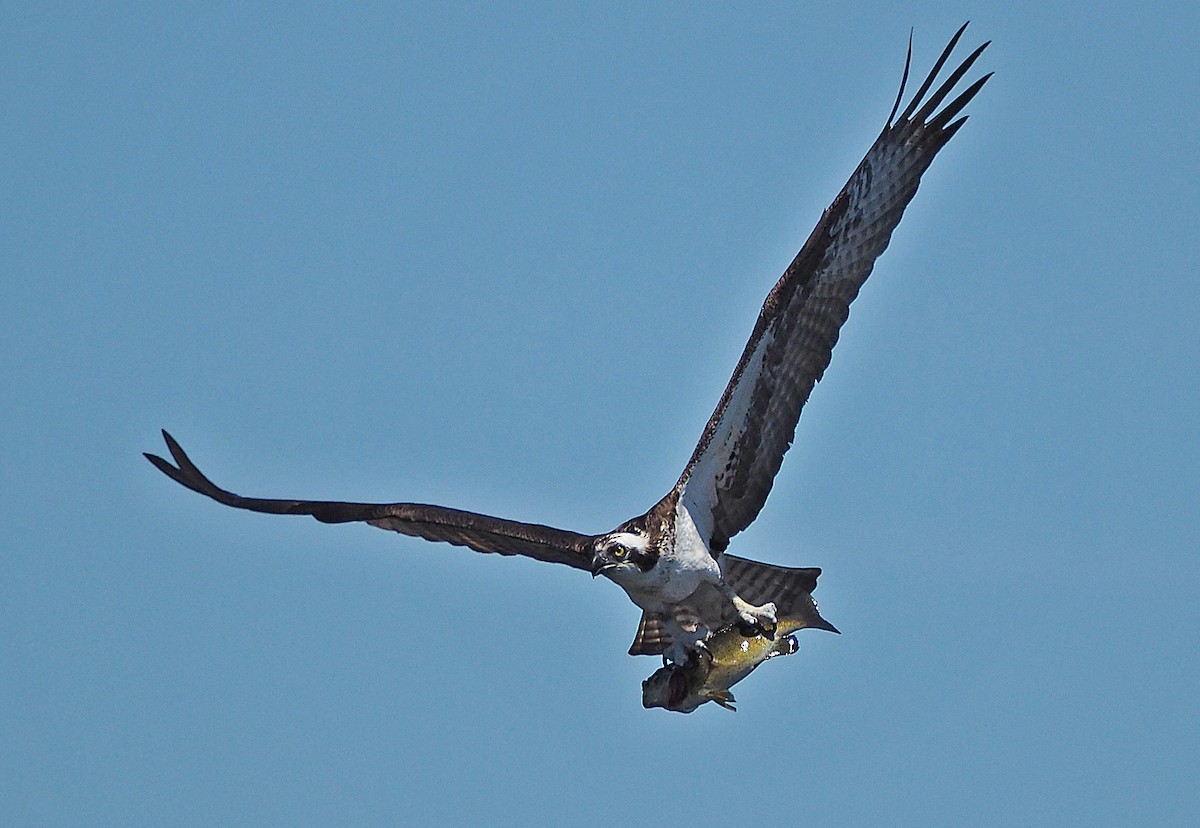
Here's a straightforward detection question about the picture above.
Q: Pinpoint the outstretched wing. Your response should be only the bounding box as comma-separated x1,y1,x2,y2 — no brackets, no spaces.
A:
678,24,992,553
145,431,597,570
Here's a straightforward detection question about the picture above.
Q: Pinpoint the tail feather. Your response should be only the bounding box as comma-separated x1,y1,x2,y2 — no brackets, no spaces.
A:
627,555,837,655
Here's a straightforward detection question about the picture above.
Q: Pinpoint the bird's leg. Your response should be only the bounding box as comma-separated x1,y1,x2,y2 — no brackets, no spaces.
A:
722,586,777,635
662,639,692,667
663,637,709,668
662,607,707,666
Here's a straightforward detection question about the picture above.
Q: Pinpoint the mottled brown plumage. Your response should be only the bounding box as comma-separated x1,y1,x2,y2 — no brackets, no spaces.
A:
146,431,595,570
145,25,990,664
678,24,991,556
626,557,826,656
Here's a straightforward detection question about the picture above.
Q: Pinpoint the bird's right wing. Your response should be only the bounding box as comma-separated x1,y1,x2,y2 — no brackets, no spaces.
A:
677,25,992,555
145,430,597,571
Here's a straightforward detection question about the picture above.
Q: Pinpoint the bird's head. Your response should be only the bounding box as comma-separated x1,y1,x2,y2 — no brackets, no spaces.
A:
590,531,653,579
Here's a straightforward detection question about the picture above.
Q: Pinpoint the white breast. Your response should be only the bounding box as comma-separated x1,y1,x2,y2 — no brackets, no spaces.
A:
655,499,721,603
604,499,722,613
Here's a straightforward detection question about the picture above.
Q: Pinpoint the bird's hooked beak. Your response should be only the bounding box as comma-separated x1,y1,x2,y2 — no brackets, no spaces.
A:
590,554,615,578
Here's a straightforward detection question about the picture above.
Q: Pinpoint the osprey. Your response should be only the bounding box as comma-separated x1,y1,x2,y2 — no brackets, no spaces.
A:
146,26,990,666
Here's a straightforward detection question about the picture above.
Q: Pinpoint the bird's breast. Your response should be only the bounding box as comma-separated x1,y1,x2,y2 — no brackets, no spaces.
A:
654,499,721,603
606,499,720,611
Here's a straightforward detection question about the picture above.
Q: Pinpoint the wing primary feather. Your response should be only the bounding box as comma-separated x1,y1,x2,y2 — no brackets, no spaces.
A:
146,430,309,515
885,29,914,127
927,72,993,135
145,431,597,570
910,41,991,127
939,115,970,144
674,25,991,551
897,21,971,123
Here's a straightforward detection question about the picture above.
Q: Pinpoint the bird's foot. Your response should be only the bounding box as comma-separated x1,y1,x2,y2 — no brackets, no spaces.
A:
734,598,777,635
663,638,706,668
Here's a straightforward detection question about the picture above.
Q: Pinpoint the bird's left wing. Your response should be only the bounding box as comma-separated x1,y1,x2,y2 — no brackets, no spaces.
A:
677,25,991,553
145,431,596,570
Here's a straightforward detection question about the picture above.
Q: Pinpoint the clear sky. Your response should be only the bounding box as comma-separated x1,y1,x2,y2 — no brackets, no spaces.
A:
3,3,1198,826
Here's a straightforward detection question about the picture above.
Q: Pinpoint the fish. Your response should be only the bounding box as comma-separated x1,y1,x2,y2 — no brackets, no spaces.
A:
641,591,838,713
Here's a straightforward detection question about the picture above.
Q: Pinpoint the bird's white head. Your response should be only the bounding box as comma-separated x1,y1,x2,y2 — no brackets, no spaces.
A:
590,530,652,579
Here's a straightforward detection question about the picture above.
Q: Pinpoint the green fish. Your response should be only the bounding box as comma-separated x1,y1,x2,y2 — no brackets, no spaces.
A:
641,594,838,713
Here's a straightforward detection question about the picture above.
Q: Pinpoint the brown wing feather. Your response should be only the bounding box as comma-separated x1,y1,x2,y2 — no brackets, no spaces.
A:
627,554,837,655
678,25,992,552
145,431,596,570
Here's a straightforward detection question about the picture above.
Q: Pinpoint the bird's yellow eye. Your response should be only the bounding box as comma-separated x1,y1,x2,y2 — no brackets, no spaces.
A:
612,546,627,559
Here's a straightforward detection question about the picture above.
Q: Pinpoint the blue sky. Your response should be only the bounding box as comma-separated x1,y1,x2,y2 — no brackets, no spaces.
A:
3,3,1198,825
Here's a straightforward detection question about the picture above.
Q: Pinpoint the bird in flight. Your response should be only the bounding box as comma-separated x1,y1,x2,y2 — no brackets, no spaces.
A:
147,25,990,667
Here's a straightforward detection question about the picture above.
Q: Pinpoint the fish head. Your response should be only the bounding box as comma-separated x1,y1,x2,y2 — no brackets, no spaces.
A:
641,665,702,713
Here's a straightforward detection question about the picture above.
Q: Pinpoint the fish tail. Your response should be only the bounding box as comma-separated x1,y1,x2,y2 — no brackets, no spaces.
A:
766,634,801,660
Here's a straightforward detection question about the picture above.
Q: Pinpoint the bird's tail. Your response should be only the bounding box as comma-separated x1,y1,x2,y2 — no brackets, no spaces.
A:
627,555,838,655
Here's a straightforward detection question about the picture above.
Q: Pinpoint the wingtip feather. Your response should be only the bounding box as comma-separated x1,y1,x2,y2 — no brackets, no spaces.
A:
161,430,189,466
144,451,172,475
927,71,993,135
885,29,915,127
897,22,970,123
911,39,990,126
